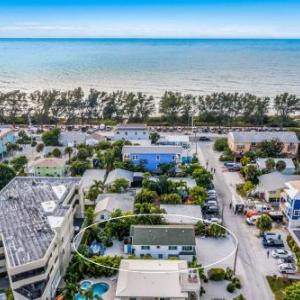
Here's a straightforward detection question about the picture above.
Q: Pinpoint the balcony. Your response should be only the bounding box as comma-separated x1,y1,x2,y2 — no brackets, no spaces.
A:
180,269,200,293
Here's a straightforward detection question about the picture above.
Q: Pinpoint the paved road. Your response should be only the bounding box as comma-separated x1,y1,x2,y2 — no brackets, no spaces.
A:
195,141,274,300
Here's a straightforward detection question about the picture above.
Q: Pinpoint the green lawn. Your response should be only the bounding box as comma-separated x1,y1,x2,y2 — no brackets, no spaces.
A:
266,276,299,300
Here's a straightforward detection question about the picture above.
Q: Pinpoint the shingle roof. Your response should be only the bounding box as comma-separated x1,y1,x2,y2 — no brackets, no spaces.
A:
122,145,183,155
131,225,195,246
228,131,299,144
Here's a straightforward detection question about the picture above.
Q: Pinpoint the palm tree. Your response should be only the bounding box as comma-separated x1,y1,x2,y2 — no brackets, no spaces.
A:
62,281,80,300
65,146,73,161
87,180,104,204
84,287,94,300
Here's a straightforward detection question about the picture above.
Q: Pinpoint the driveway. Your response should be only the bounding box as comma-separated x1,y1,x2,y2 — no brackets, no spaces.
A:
193,141,276,300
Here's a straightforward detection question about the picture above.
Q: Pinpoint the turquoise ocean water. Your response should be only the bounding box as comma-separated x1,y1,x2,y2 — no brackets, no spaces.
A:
0,38,300,97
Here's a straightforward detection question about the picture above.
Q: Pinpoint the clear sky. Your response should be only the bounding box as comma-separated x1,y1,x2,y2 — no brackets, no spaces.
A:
1,0,300,38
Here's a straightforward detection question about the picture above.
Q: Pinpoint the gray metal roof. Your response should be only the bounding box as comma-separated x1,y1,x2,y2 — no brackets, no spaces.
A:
256,158,295,170
131,225,195,246
0,177,80,267
81,169,106,190
105,168,133,186
228,131,299,144
257,171,300,192
95,193,134,214
116,124,148,130
122,145,183,155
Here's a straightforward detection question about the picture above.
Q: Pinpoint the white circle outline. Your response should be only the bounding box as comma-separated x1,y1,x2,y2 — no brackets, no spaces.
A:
73,213,238,274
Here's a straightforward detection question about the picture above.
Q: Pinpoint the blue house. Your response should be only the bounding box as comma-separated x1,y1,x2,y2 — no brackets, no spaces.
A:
0,127,16,158
112,124,149,141
122,145,183,173
284,180,300,227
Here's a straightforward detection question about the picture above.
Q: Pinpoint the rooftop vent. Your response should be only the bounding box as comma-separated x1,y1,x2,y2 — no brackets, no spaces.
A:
41,201,57,213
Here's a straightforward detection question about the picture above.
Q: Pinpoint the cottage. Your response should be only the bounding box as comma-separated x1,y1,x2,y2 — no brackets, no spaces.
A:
81,169,106,195
112,124,149,141
94,193,134,221
130,225,196,262
0,127,16,158
30,158,66,177
122,145,183,173
228,131,299,157
115,259,200,300
256,158,295,175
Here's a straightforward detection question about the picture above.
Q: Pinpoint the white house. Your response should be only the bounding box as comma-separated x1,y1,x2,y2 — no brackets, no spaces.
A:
94,193,134,221
104,168,134,187
130,225,196,262
115,259,200,300
112,124,149,141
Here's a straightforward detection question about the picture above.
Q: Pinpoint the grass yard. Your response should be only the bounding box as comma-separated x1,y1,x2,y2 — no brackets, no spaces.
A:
266,275,299,300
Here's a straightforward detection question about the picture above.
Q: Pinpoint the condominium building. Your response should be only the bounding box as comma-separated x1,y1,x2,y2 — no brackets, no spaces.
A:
0,177,84,300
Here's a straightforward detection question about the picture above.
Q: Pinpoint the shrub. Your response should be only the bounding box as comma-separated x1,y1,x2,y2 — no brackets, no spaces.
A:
160,193,182,204
225,267,234,280
52,148,62,158
227,282,236,293
208,268,225,281
233,294,246,300
232,277,242,289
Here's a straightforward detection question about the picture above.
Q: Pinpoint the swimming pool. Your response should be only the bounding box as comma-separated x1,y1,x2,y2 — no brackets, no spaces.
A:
75,282,109,300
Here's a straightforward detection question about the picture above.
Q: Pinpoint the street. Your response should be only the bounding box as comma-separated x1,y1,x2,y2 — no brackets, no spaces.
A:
195,141,275,300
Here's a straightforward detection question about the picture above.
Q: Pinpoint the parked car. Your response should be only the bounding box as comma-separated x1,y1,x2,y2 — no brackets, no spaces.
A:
227,164,241,172
199,136,211,141
271,249,293,259
263,232,281,241
206,200,218,206
268,211,284,222
278,256,296,264
263,238,284,248
207,195,217,201
207,189,217,195
246,215,259,226
278,263,297,274
255,204,272,214
224,161,234,167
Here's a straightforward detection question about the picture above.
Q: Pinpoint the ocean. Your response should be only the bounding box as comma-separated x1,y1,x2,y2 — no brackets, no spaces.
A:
0,38,300,97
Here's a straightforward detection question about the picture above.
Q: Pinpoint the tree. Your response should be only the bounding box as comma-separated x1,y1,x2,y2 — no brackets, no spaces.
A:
240,156,250,167
65,146,73,161
6,142,20,155
192,167,213,188
109,178,129,193
62,282,79,300
42,127,60,146
214,138,228,152
77,147,90,160
87,180,103,204
256,214,272,235
0,164,16,190
159,91,182,122
259,139,284,157
276,160,286,172
36,143,44,153
149,132,160,144
242,164,259,183
274,93,300,127
158,162,176,175
10,155,28,173
135,189,158,204
52,148,61,158
265,158,275,171
70,160,90,176
160,193,182,204
283,281,300,300
190,186,207,205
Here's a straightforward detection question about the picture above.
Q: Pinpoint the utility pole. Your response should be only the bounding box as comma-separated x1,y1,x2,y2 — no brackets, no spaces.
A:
233,243,239,274
192,114,198,155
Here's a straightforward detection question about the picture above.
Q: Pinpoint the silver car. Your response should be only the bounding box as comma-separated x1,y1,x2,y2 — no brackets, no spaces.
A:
278,263,297,274
271,249,293,259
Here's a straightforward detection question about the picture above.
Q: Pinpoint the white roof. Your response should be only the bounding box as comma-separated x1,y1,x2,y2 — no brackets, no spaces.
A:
95,193,134,214
105,169,133,186
47,216,64,228
256,158,295,170
285,180,300,199
163,135,190,143
161,204,202,224
122,145,183,155
59,131,87,146
115,259,188,298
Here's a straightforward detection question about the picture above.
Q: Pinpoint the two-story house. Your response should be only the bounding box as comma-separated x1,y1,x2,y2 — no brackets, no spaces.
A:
129,225,196,262
0,127,16,158
227,131,299,157
122,145,183,173
112,124,150,141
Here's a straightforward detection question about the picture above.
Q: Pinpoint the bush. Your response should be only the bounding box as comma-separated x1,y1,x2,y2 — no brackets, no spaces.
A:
52,148,62,158
160,193,182,204
232,277,242,289
225,267,234,280
214,138,228,152
233,294,246,300
208,268,225,281
227,282,236,293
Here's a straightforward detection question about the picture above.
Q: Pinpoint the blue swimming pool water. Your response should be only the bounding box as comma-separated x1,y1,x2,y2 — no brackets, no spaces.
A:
80,280,93,290
75,282,109,300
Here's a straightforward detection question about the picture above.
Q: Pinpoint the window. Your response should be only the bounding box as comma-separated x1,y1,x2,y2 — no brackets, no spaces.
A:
182,246,193,251
156,245,160,249
101,215,105,220
294,210,300,217
132,155,138,160
125,132,128,136
168,246,177,250
172,155,176,161
156,155,160,161
141,245,150,250
135,132,137,135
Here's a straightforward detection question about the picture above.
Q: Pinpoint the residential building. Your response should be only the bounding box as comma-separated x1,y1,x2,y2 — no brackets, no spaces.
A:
29,158,66,177
0,127,16,158
256,172,300,204
0,177,83,300
59,131,87,147
158,135,190,147
160,204,202,225
115,259,200,300
112,124,149,141
256,158,296,175
81,169,106,196
130,225,196,262
282,180,300,227
104,168,134,187
94,193,134,221
227,131,299,157
122,145,183,173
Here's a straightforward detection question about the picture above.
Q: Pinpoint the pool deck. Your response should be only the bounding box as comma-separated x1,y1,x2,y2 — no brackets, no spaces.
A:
84,277,117,300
